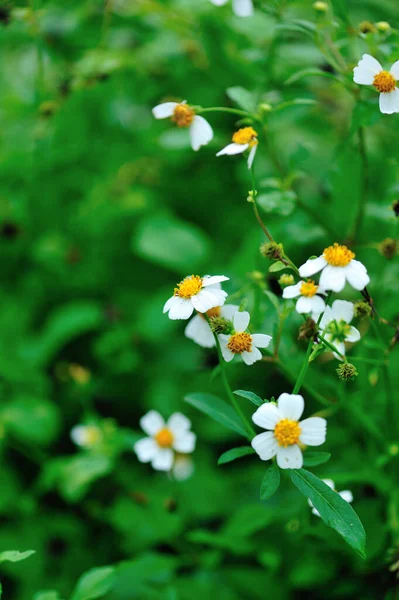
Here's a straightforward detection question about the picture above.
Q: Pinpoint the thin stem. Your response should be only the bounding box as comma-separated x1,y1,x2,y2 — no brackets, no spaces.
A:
348,126,368,242
276,358,335,406
197,107,253,119
292,339,313,394
318,333,347,362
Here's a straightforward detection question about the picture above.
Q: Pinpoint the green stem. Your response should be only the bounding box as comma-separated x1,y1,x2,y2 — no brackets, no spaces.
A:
292,339,313,394
348,126,368,242
276,358,334,406
318,333,347,361
197,106,253,119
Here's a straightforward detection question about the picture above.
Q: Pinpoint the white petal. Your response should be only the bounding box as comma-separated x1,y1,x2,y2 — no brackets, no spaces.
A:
202,275,229,287
319,265,346,292
210,0,229,5
252,403,281,430
299,417,327,446
276,445,303,469
251,334,272,348
163,295,180,313
190,116,213,151
172,456,194,481
140,410,164,435
168,298,194,320
218,334,235,362
319,305,333,330
353,54,383,85
296,296,313,314
134,437,158,463
345,261,370,290
247,144,257,169
184,314,215,348
191,290,216,313
298,255,327,278
277,393,304,421
241,346,262,365
221,304,240,319
232,0,254,16
151,448,174,471
251,431,278,460
330,299,354,323
167,412,191,434
390,60,399,79
202,289,228,308
309,295,326,317
216,143,248,156
379,89,399,114
282,282,302,299
346,326,361,343
322,479,335,490
233,310,250,332
333,341,346,360
340,490,353,503
152,102,178,119
173,431,196,453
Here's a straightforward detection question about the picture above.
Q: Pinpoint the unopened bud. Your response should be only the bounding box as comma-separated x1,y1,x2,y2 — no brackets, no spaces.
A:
336,362,358,381
378,237,397,260
260,241,284,261
247,190,257,203
358,21,376,34
279,274,294,287
209,316,234,335
354,301,372,319
259,103,272,115
376,21,390,32
298,318,317,341
313,1,328,12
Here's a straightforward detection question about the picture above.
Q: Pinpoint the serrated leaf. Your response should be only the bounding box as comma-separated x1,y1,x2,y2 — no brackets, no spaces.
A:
0,550,35,563
218,446,255,465
289,469,366,557
303,452,331,467
226,86,256,113
70,566,115,600
184,393,248,437
268,261,287,273
260,462,280,500
234,389,263,407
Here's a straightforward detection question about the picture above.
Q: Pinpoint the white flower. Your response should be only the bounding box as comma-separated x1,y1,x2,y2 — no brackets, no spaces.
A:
134,411,196,472
309,479,353,516
209,0,254,17
185,302,239,348
353,54,399,114
163,275,229,320
251,393,327,469
218,311,271,365
172,454,195,481
70,424,102,449
282,279,326,320
299,243,370,292
319,300,361,360
216,126,258,169
152,101,213,151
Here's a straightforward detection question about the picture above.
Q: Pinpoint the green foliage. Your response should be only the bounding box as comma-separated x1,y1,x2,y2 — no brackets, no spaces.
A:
260,462,281,500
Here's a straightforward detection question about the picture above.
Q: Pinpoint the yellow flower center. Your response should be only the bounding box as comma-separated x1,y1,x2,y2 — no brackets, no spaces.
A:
300,280,318,297
227,332,252,354
171,104,195,127
174,275,203,299
274,419,301,447
373,70,396,93
200,306,221,320
323,243,355,267
155,428,174,448
232,126,258,147
84,426,102,446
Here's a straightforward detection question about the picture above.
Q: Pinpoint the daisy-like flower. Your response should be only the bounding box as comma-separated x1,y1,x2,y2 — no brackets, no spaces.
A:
251,393,327,469
353,54,399,114
185,302,239,348
71,424,102,449
209,0,254,17
134,411,196,472
282,279,326,320
218,311,272,365
319,300,361,360
216,127,258,169
152,100,213,151
163,275,229,320
309,479,353,516
298,243,370,292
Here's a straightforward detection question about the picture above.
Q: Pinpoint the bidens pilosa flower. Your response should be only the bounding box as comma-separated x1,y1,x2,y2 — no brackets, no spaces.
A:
309,479,353,516
209,0,253,18
163,275,229,320
251,393,327,469
282,279,326,320
216,127,258,169
134,411,196,472
152,101,213,151
185,301,238,348
71,424,102,449
218,311,272,365
299,243,370,292
353,54,399,114
319,300,360,360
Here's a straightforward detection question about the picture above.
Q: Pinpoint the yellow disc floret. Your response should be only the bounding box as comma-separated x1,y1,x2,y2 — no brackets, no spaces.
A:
323,243,355,267
84,426,102,447
227,332,252,354
174,275,203,299
171,103,195,127
155,428,174,448
373,70,396,93
232,126,258,147
274,419,301,447
300,280,318,297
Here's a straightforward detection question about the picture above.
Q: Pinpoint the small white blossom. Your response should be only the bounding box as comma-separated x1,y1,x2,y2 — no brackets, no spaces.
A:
70,424,102,449
309,479,353,516
163,275,229,320
353,54,399,114
216,126,258,169
185,302,238,348
209,0,254,17
282,280,326,320
218,311,271,365
251,393,327,469
134,411,196,472
319,300,361,360
152,101,213,151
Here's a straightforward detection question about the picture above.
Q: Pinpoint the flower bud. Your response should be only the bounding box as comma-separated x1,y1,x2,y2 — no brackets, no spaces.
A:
354,301,372,319
209,316,234,335
378,237,397,260
313,1,328,12
336,362,358,381
358,21,376,34
260,241,284,261
259,103,272,116
279,274,294,287
376,21,390,32
298,318,317,341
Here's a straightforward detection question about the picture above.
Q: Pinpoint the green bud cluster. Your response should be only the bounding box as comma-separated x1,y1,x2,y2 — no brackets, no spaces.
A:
336,362,358,381
260,241,284,261
209,316,234,335
354,301,372,318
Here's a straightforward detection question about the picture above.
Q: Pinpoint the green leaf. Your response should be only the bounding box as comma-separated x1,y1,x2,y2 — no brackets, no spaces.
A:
33,592,62,600
268,261,287,273
185,393,248,437
218,446,255,465
226,86,256,113
257,190,297,217
303,452,331,467
234,389,263,407
289,469,366,557
0,550,35,563
70,566,115,600
2,396,60,446
260,462,281,500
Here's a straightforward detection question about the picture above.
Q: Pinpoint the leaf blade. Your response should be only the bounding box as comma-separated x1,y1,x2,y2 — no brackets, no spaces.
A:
184,393,248,437
218,446,255,465
234,389,263,407
260,462,281,500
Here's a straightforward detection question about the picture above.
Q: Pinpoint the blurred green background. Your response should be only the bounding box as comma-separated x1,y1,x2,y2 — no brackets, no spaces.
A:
1,0,399,598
